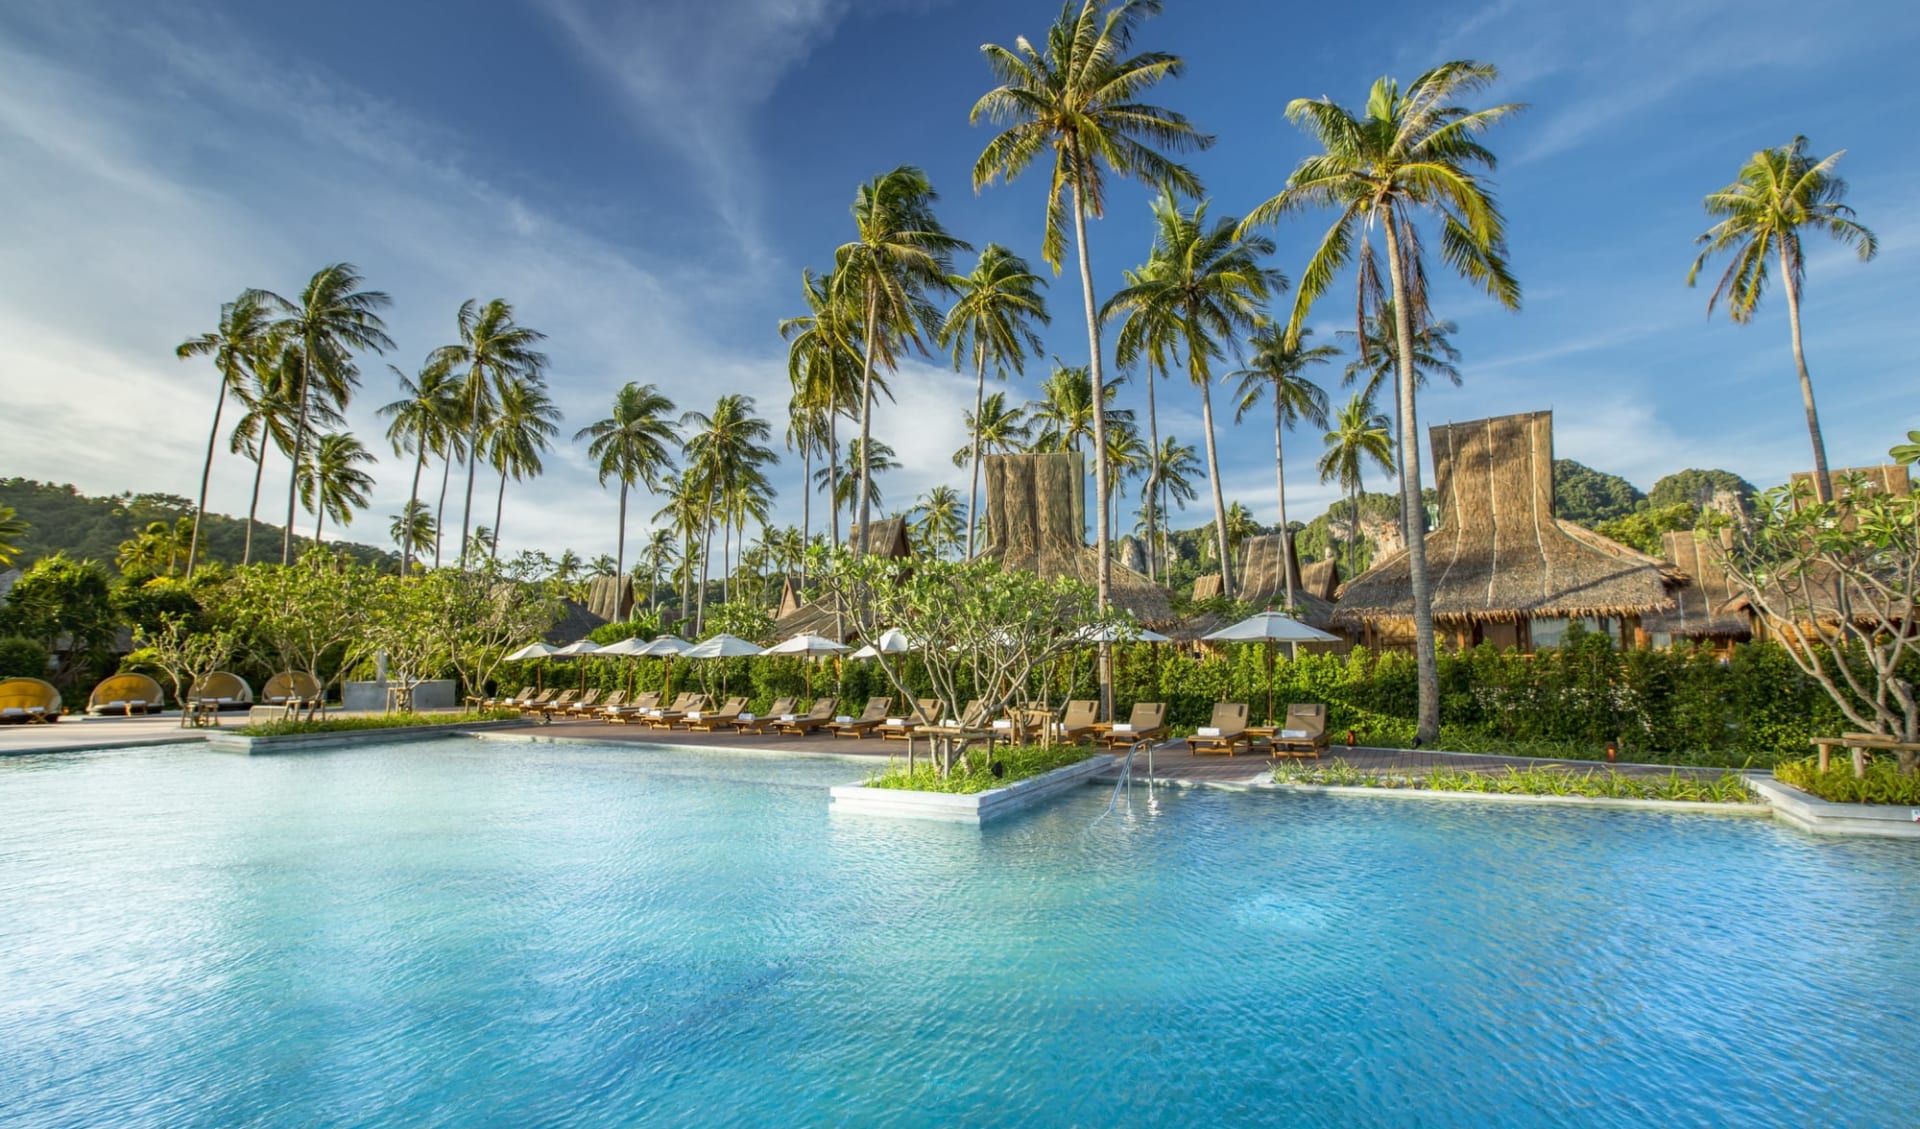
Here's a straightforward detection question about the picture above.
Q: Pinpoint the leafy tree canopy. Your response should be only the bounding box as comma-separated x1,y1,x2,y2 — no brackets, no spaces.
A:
1648,468,1756,514
1553,460,1644,526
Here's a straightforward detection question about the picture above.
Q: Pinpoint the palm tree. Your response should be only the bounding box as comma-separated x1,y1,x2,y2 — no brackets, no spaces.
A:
1137,435,1199,575
296,432,375,546
1107,258,1182,580
779,268,866,551
176,293,272,578
389,502,435,568
912,486,968,559
1318,394,1395,578
1339,301,1461,404
378,353,463,574
0,504,28,569
485,376,561,557
653,471,705,618
248,264,393,564
227,337,309,565
681,395,776,632
940,244,1050,556
1242,60,1522,745
434,299,548,569
1688,136,1877,502
576,381,679,589
1029,364,1134,454
951,391,1033,467
1233,325,1336,609
833,167,966,554
641,527,677,613
815,438,898,514
973,0,1209,717
1103,193,1281,598
1100,419,1148,546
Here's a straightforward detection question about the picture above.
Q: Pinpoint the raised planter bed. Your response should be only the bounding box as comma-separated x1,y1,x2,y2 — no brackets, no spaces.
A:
1257,780,1772,817
830,754,1111,825
204,718,530,756
1750,776,1920,839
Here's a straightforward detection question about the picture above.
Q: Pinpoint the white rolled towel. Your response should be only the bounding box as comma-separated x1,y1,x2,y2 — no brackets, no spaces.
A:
1111,723,1134,733
991,719,1013,730
738,713,756,722
1280,728,1309,739
885,717,905,726
1197,726,1222,738
835,715,853,724
780,714,798,722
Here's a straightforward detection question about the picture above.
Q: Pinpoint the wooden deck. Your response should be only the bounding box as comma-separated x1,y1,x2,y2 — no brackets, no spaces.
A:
514,720,1728,787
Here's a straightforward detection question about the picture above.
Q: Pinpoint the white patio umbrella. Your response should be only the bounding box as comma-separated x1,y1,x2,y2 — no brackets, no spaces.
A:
761,632,849,697
635,635,691,699
504,641,560,691
848,627,915,660
549,638,601,692
594,635,653,695
681,633,766,698
1077,623,1173,644
1202,611,1340,726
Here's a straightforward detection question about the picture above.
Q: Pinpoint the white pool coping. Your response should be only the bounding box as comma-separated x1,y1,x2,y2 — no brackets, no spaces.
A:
1748,776,1920,839
830,755,1112,824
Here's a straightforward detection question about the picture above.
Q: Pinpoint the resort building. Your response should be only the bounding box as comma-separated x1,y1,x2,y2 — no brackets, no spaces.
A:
1333,410,1685,652
1644,529,1752,650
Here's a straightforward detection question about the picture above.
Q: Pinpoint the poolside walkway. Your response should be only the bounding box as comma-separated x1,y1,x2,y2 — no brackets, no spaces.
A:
504,720,1730,786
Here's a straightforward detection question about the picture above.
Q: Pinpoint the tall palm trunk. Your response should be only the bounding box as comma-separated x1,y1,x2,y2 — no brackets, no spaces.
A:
458,368,483,569
402,427,427,574
242,445,267,566
1143,362,1160,582
187,363,232,579
1780,251,1832,503
1068,166,1113,722
314,499,326,546
492,469,508,560
1274,398,1294,611
800,444,812,587
853,289,881,555
1346,485,1359,577
1382,209,1439,744
283,351,315,564
966,345,987,558
695,488,716,633
828,413,841,549
433,455,453,569
614,482,628,593
1198,370,1234,599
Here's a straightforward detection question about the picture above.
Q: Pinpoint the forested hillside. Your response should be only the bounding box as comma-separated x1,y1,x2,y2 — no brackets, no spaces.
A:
0,478,394,574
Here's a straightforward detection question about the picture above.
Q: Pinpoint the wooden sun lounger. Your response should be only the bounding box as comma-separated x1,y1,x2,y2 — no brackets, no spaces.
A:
1099,703,1167,749
828,697,894,739
516,689,559,716
730,698,797,734
646,692,709,729
535,689,580,720
771,698,837,736
569,690,619,717
1052,699,1099,744
601,691,660,722
1266,703,1329,759
683,697,749,731
486,686,535,709
1184,702,1252,756
562,689,605,718
879,699,941,741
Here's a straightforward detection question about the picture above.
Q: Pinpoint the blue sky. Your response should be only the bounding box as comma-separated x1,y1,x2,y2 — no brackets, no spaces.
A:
1,0,1915,560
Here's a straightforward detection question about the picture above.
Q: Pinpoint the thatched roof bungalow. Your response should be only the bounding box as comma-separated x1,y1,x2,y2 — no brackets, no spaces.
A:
1724,464,1914,631
1334,411,1682,651
978,452,1172,626
770,517,917,641
1644,530,1751,646
1231,532,1336,629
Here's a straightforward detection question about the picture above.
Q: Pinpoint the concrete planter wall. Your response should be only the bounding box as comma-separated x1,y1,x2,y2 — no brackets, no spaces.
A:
1750,777,1920,839
830,754,1111,825
340,680,457,712
205,718,528,756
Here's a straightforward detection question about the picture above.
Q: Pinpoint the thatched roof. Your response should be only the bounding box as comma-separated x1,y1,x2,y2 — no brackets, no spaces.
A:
1723,466,1913,628
543,599,608,644
978,452,1172,626
585,574,634,622
1301,559,1341,602
768,523,913,642
847,516,914,559
1335,411,1680,626
1191,573,1223,601
1644,530,1751,639
1791,464,1913,500
1234,533,1336,627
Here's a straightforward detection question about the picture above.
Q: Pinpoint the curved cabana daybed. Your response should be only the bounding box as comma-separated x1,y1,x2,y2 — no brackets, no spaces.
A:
262,671,322,706
188,671,254,709
87,673,167,715
0,677,64,723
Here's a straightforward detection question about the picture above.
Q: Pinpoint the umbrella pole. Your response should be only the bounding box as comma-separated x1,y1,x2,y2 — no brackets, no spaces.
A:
1267,641,1275,728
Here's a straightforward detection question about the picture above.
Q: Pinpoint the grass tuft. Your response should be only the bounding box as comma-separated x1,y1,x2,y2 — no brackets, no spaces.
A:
1269,758,1755,804
863,744,1096,795
236,709,520,737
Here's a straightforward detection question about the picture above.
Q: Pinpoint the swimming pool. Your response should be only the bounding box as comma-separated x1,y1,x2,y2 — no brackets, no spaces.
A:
3,739,1915,1127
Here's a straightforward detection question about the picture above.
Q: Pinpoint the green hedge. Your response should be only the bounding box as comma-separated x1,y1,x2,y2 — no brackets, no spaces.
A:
1270,758,1756,803
1774,756,1920,805
236,708,520,737
862,744,1094,794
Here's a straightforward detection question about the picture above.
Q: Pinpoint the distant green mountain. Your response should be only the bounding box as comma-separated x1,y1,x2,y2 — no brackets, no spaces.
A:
0,477,396,574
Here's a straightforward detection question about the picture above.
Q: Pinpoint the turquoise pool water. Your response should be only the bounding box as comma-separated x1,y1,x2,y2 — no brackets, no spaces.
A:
2,739,1916,1127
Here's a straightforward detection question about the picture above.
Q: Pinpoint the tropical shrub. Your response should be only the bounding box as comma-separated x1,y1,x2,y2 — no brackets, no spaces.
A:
0,636,50,679
862,743,1094,794
1774,756,1920,806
